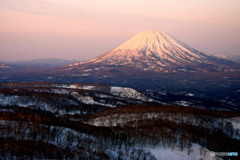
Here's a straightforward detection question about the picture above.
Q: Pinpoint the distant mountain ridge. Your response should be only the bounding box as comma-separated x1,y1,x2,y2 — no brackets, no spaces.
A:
6,58,79,66
0,58,80,71
214,55,240,63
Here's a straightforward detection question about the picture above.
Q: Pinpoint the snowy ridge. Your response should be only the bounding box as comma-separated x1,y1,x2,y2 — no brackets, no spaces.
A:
0,63,13,69
0,83,162,116
74,85,157,103
70,92,117,108
110,87,156,102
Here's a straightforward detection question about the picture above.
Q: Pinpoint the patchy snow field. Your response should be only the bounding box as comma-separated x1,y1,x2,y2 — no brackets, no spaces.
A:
145,143,221,160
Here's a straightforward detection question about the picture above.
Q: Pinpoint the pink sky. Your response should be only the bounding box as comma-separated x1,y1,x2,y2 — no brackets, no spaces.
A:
0,0,240,61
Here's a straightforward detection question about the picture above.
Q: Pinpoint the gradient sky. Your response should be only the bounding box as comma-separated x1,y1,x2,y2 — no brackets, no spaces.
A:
0,0,240,61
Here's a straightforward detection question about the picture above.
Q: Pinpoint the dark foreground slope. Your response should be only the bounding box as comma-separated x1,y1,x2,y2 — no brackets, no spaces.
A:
0,104,240,159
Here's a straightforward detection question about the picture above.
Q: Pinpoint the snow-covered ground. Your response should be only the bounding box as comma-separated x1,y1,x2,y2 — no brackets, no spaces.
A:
101,143,222,160
145,143,221,160
70,91,116,108
110,87,155,102
227,117,240,130
225,116,240,139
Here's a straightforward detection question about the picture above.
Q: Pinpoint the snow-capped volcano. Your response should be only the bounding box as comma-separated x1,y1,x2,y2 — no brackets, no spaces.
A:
87,31,211,66
61,31,239,76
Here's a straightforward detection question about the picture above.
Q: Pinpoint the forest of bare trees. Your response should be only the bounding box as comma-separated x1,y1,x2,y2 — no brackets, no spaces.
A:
0,104,240,159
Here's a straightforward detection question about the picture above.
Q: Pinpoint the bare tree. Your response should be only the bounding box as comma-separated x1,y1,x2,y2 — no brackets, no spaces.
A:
199,145,204,155
187,143,193,155
66,131,74,146
130,149,136,160
136,149,144,160
118,150,124,160
203,149,207,158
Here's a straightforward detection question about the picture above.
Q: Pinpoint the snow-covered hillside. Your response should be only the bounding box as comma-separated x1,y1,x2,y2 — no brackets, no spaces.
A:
0,83,160,116
75,85,156,102
87,108,240,140
0,119,222,160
